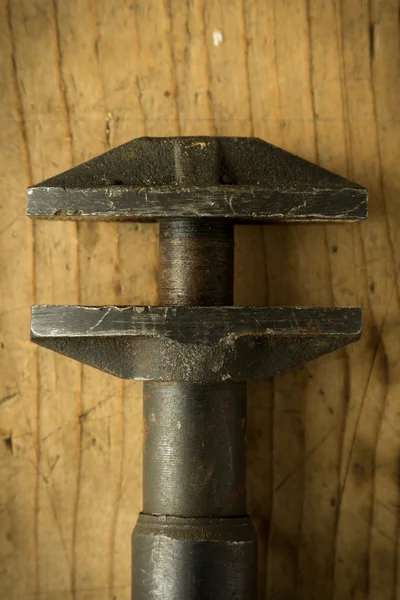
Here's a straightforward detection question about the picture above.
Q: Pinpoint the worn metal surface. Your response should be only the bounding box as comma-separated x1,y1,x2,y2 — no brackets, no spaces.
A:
143,382,247,517
131,514,257,600
30,305,362,382
27,137,367,222
159,219,234,306
136,210,251,599
28,135,367,600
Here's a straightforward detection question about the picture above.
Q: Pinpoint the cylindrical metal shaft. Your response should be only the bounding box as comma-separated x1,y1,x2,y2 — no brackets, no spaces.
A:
142,381,247,517
132,218,257,599
132,515,257,599
159,218,234,306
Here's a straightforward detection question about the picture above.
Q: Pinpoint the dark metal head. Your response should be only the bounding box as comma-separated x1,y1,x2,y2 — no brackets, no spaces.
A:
27,136,367,222
31,305,362,382
28,136,367,381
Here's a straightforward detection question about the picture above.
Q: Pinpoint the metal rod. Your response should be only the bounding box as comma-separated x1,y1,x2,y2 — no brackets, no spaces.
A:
142,381,247,517
159,218,234,306
131,218,257,599
132,515,257,599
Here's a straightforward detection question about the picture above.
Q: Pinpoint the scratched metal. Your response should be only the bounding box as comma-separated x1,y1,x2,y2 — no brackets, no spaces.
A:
27,136,367,222
31,305,362,382
132,515,257,599
159,219,234,306
142,382,247,517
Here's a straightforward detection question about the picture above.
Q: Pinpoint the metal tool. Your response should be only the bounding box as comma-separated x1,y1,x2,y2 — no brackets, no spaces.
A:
28,136,367,599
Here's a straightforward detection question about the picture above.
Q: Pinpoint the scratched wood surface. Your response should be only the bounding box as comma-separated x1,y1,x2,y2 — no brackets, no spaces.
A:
1,1,399,598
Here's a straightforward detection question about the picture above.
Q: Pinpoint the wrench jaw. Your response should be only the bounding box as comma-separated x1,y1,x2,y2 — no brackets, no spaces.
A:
28,136,367,600
27,136,367,222
30,305,362,382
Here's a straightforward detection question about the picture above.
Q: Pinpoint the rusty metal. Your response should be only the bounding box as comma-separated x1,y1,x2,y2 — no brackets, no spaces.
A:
28,136,367,600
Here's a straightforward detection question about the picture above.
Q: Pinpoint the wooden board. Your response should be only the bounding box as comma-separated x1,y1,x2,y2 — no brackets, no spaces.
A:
0,1,399,598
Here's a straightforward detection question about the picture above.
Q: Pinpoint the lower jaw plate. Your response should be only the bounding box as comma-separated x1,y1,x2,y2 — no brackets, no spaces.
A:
30,305,361,382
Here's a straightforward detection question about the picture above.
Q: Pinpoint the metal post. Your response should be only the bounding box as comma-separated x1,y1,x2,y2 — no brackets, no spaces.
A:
131,218,257,599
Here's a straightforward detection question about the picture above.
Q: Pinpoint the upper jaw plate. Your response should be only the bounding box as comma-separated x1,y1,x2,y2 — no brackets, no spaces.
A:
27,136,367,223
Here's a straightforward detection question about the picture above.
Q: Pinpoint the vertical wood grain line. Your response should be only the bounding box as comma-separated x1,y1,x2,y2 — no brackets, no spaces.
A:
330,19,356,587
334,0,367,510
164,0,182,136
51,0,74,164
335,0,390,511
270,0,282,134
132,5,148,135
201,0,216,135
306,6,351,595
94,7,113,153
333,7,370,594
366,10,398,588
303,3,331,592
334,5,389,599
305,0,319,165
5,0,39,594
241,0,254,137
367,0,400,306
52,3,82,597
334,0,353,180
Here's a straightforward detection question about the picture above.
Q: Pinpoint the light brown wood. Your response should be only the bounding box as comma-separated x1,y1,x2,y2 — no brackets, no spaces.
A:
1,1,399,598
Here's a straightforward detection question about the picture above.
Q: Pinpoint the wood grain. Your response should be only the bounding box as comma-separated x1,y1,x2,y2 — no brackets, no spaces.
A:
1,1,399,598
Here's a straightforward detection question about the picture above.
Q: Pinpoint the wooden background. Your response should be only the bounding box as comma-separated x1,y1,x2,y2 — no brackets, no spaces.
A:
1,0,399,598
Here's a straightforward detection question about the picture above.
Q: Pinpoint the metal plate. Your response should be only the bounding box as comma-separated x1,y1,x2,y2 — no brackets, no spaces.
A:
27,137,367,222
31,305,362,382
